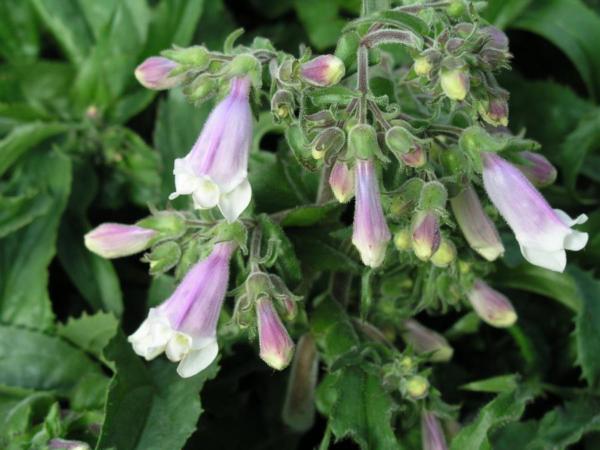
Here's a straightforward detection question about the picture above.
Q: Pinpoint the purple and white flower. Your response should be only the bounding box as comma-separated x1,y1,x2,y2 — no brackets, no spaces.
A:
170,77,253,222
129,242,236,378
135,56,182,90
257,297,294,370
450,184,504,261
352,159,391,268
84,223,157,259
468,279,517,328
411,211,441,261
421,411,448,450
482,152,588,272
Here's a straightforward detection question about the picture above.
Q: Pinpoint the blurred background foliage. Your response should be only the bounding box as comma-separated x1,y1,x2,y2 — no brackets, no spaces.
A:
0,0,599,449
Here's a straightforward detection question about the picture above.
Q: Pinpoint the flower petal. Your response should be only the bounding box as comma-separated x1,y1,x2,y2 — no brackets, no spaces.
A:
177,339,219,378
520,244,567,272
165,331,193,362
192,178,220,209
170,158,202,200
218,178,252,223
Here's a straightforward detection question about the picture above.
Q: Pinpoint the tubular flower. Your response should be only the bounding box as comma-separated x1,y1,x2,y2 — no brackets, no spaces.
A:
135,56,182,90
84,223,157,259
401,319,453,363
329,161,355,203
411,211,441,261
468,279,517,328
170,77,253,222
128,242,236,378
482,152,588,272
256,297,295,370
450,184,504,261
352,159,391,268
421,411,448,450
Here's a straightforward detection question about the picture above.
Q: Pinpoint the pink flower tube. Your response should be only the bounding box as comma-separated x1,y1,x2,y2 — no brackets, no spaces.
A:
352,159,391,268
129,242,236,378
84,223,157,259
421,411,448,450
257,297,294,370
135,56,182,90
329,161,355,203
468,279,517,328
170,77,253,222
482,152,587,272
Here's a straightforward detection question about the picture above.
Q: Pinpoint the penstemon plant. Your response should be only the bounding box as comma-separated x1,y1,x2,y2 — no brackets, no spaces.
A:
80,0,591,448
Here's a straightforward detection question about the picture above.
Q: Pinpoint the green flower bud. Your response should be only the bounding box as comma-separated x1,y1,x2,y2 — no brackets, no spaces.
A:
430,238,457,268
394,228,412,251
440,58,470,101
414,57,433,76
405,375,429,399
348,124,379,160
446,0,467,18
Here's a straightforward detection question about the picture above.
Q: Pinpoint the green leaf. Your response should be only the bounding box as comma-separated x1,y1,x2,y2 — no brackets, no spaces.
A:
257,214,302,284
153,90,213,203
0,325,103,396
512,0,600,100
96,332,219,450
0,0,40,64
0,122,70,178
450,387,535,450
57,312,118,364
292,233,361,274
310,297,359,363
317,367,398,450
572,268,600,389
483,0,533,28
493,264,581,312
0,387,54,446
345,10,429,36
0,190,52,239
293,0,346,50
461,375,520,394
144,0,204,55
0,150,71,330
279,202,342,227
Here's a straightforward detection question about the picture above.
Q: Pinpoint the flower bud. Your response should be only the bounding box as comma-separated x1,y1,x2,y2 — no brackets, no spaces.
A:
481,26,509,52
385,126,412,155
422,411,449,450
271,89,295,120
135,57,182,90
468,279,517,328
401,145,427,168
257,297,295,370
401,319,454,362
450,184,504,261
394,228,412,251
446,0,467,17
430,238,456,268
282,334,318,432
348,124,379,160
84,223,157,259
329,161,355,203
300,54,346,87
405,375,429,399
412,211,441,261
516,151,557,187
478,93,509,127
440,60,470,101
311,127,345,160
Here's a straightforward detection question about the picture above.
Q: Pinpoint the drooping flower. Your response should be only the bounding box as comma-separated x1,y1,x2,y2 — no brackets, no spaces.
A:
170,77,253,222
84,223,157,259
482,152,588,272
468,279,517,328
135,57,182,90
401,319,453,362
300,55,345,87
256,296,295,370
329,161,355,203
450,184,504,261
516,151,557,187
412,211,441,261
352,159,391,268
128,241,236,378
421,411,448,450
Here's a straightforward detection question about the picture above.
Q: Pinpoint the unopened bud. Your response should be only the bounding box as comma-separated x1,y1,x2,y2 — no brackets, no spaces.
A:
414,57,433,76
401,319,454,362
394,228,412,251
135,57,182,90
516,151,557,187
422,411,449,450
84,223,157,259
478,93,509,127
481,26,509,52
431,238,456,268
348,124,379,160
300,54,345,87
440,60,470,101
446,0,467,18
271,89,295,120
405,375,429,399
257,297,295,370
311,127,345,160
412,211,441,261
329,161,355,203
468,279,517,328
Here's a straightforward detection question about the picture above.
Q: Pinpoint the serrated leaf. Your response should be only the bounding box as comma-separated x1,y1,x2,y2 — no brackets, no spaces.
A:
310,297,359,363
57,312,118,365
450,387,535,450
572,267,600,389
96,332,219,450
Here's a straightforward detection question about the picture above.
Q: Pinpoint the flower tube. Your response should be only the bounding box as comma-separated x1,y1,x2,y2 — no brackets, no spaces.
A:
421,411,448,450
516,151,557,188
135,57,182,90
170,77,253,222
329,161,355,203
482,152,588,272
450,184,504,261
84,223,157,259
352,159,391,268
411,211,441,261
468,279,517,328
256,297,294,370
128,242,236,378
